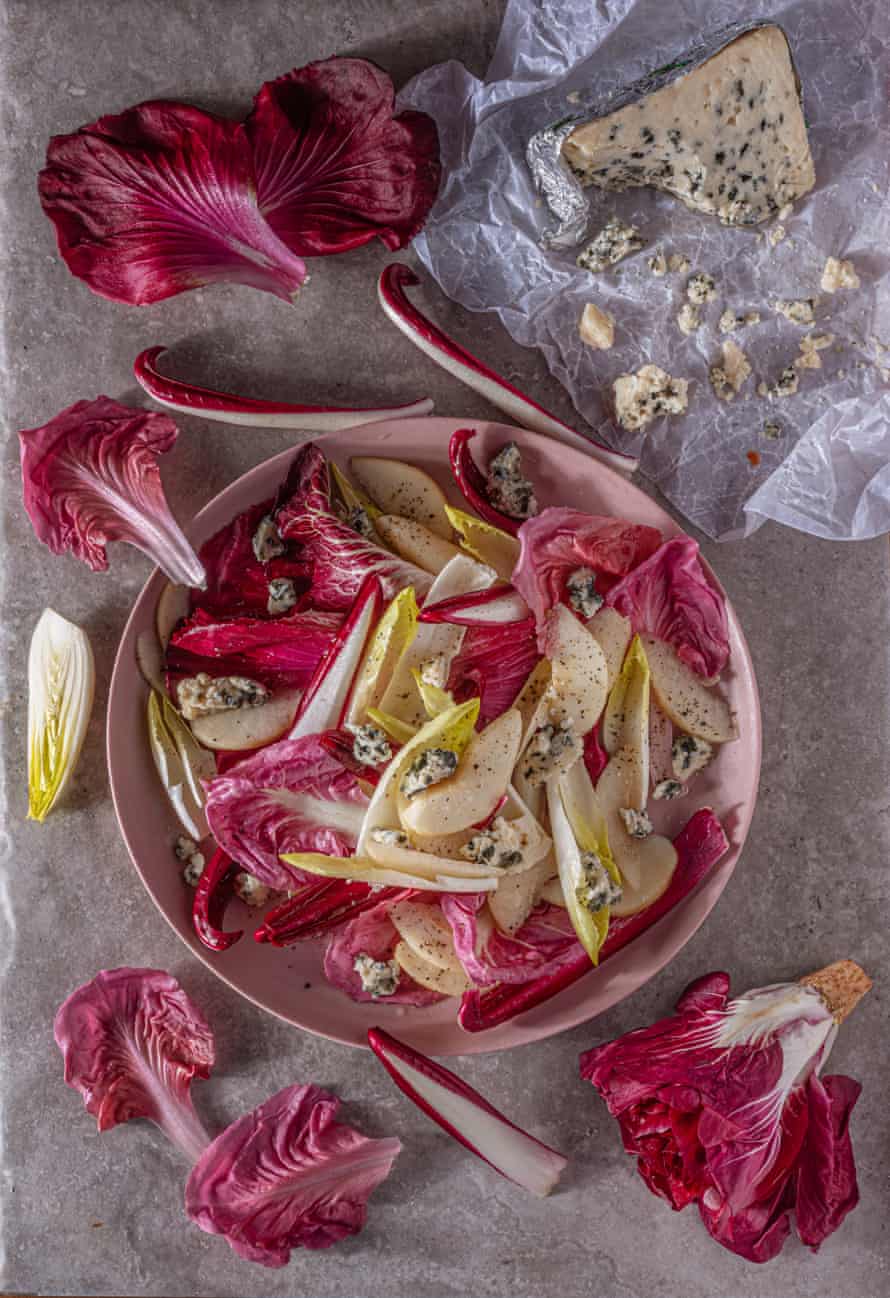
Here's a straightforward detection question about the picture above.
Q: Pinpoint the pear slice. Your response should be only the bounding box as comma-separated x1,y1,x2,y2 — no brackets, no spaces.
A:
445,506,521,581
596,745,676,891
538,876,568,908
641,636,737,744
399,709,522,837
390,900,465,973
280,849,498,893
394,941,470,996
586,606,631,690
188,687,301,751
156,582,190,648
544,604,609,735
602,637,650,805
608,835,678,916
350,456,452,539
649,700,673,788
375,515,464,575
513,659,553,752
330,461,382,523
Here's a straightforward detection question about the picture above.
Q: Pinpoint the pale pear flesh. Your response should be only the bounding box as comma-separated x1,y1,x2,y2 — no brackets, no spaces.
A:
489,856,556,934
545,605,609,735
156,582,190,648
394,940,470,995
586,606,632,690
188,687,301,750
350,456,453,539
375,515,464,575
641,636,737,744
390,900,464,972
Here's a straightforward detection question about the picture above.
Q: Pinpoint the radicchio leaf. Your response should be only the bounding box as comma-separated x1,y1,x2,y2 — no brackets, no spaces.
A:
324,898,443,1007
277,443,433,609
185,1083,400,1266
442,895,582,986
192,497,311,617
513,507,662,636
606,536,730,679
19,397,205,586
54,967,213,1163
447,616,541,726
204,733,369,891
167,607,340,690
581,968,866,1263
39,101,307,305
247,57,440,256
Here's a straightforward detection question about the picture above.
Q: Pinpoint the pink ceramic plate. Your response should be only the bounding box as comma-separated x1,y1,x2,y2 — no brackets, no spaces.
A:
107,418,761,1055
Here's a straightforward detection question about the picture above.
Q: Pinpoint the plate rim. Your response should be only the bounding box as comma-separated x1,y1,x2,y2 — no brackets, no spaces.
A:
107,416,762,1055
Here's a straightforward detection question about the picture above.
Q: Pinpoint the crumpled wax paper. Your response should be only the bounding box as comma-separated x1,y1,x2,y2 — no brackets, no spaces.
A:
400,0,890,540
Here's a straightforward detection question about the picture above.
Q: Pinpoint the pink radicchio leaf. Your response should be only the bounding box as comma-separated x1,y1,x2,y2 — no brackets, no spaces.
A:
324,898,443,1007
441,895,581,987
447,617,542,727
606,536,730,679
185,1083,401,1266
276,443,433,609
513,507,662,638
246,57,440,257
191,497,311,618
19,397,205,586
581,969,865,1263
54,967,213,1164
204,733,369,891
167,607,341,691
39,101,307,305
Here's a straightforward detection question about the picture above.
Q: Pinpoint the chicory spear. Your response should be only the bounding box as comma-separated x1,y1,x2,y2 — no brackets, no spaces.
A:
254,879,385,946
27,608,95,823
580,960,871,1263
192,846,244,952
378,265,637,474
135,346,434,430
56,969,400,1267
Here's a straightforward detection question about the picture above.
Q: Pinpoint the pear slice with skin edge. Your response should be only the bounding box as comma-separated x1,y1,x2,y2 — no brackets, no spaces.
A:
279,849,499,893
350,456,453,539
390,901,466,973
393,941,470,996
490,855,556,934
586,606,632,691
649,700,673,788
188,687,302,751
375,516,464,575
641,636,737,744
398,709,522,838
608,835,678,916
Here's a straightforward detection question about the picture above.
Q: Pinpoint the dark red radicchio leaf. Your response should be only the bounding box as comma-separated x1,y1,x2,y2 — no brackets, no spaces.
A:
447,616,541,726
18,396,205,586
54,967,213,1163
185,1083,401,1266
166,606,341,690
192,498,311,617
324,898,443,1007
39,101,308,305
246,57,440,256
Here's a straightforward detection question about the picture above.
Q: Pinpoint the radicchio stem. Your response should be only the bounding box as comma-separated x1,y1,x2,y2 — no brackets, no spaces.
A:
377,265,638,475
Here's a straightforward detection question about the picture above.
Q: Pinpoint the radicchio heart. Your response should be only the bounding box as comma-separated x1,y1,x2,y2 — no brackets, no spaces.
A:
204,733,369,890
54,967,214,1162
185,1083,401,1266
19,396,205,586
606,536,730,679
277,442,433,609
247,57,440,256
513,507,662,636
581,964,870,1263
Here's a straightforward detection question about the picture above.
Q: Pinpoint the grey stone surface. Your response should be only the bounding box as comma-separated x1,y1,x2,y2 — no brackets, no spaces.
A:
1,2,888,1296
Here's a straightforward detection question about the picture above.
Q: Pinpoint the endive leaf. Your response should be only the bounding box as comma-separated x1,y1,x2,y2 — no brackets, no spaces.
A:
147,690,208,840
410,668,454,718
345,587,419,728
444,506,520,582
27,609,95,822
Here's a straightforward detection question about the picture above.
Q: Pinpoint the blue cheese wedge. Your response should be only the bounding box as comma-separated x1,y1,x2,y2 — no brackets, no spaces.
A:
177,673,269,720
400,748,459,798
577,218,643,271
561,25,815,226
353,954,400,997
576,850,623,913
613,365,689,431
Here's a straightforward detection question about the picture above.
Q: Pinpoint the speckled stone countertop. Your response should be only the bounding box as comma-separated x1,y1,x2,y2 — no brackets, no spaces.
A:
2,2,888,1296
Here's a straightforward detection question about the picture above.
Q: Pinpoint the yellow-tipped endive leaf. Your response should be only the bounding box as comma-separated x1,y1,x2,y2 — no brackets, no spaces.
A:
549,762,622,962
147,691,208,840
357,698,480,854
444,506,521,581
27,609,95,822
410,668,455,719
278,851,498,893
366,707,419,746
329,460,383,523
602,635,651,811
159,695,216,809
346,587,419,727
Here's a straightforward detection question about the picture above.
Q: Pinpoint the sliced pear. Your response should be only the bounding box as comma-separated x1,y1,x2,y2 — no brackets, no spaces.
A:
136,630,166,695
366,835,501,878
390,900,463,972
394,941,470,995
538,876,567,908
641,636,737,744
375,516,463,575
445,506,521,581
602,636,650,809
379,554,495,729
188,688,301,751
490,856,555,934
156,582,190,648
346,587,418,728
350,456,452,539
608,833,678,916
544,604,609,735
513,659,553,751
649,700,673,788
586,606,632,690
399,709,522,837
596,745,677,893
281,851,499,893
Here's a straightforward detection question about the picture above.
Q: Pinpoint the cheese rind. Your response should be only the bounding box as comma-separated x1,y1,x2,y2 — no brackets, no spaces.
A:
562,25,814,227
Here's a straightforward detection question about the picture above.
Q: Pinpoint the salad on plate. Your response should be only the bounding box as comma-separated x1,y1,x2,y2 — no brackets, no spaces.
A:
144,427,737,1029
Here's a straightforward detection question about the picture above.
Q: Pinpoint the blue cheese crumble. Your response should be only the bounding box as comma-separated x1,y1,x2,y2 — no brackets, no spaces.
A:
267,577,298,615
577,218,643,272
234,872,273,907
686,272,718,305
353,953,401,997
576,850,623,914
652,779,688,801
566,567,603,619
774,299,815,326
176,673,269,720
521,719,579,786
347,723,392,767
400,748,459,798
619,808,653,839
252,515,285,562
370,827,409,847
460,816,528,869
175,835,206,887
672,733,713,779
486,442,538,520
346,505,375,539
